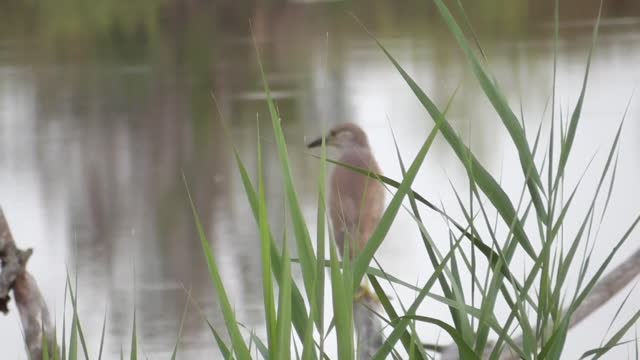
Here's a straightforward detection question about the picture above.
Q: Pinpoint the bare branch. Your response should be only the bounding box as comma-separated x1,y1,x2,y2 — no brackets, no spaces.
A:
0,208,31,311
14,272,56,359
0,207,57,358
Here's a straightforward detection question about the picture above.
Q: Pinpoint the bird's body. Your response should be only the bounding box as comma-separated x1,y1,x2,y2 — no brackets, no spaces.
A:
330,146,384,259
307,122,385,259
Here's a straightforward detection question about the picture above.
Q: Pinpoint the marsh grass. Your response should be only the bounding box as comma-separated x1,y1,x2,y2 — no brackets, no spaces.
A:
35,0,640,359
184,0,640,359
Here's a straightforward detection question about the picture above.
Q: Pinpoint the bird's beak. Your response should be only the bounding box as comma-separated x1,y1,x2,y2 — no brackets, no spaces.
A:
307,136,324,148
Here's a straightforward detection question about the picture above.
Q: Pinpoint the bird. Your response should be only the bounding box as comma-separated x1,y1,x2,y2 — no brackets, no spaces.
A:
308,122,387,355
307,122,385,261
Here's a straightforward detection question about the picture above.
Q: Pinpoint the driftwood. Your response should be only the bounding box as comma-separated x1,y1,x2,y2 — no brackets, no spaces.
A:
0,207,56,359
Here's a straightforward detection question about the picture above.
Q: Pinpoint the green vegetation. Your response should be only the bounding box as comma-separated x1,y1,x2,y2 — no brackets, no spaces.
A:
36,0,639,359
183,0,639,359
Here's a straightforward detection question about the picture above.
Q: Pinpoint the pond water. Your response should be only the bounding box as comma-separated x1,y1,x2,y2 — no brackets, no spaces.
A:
1,1,640,358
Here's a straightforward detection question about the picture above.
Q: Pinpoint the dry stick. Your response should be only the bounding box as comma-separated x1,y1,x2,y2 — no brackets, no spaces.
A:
0,207,56,359
439,246,640,360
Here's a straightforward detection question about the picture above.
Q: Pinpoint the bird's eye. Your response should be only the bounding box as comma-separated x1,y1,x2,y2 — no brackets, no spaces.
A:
330,130,337,136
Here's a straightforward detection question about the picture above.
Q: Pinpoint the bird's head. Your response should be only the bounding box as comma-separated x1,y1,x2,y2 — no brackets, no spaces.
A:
307,122,370,150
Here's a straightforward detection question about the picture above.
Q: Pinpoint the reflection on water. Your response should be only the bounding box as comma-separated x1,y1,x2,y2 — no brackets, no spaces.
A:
1,1,639,358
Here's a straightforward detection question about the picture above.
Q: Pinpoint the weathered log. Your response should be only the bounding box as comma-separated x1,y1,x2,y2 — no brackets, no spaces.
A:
0,207,57,359
0,209,32,311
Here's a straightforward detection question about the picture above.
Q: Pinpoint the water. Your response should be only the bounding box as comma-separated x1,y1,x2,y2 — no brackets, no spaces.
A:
1,1,639,358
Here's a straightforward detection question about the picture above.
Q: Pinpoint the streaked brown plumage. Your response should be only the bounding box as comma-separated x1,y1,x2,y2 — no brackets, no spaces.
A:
307,122,385,259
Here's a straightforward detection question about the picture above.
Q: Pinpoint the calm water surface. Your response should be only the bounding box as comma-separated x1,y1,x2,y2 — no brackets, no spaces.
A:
1,1,639,358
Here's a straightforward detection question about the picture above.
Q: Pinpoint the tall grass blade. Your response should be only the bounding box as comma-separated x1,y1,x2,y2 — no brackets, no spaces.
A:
430,0,548,223
214,74,311,345
372,234,469,360
368,276,424,360
53,322,59,360
388,113,473,342
65,274,90,360
540,214,640,358
69,311,78,360
98,309,107,360
256,123,277,354
329,232,353,360
232,147,311,339
315,126,328,332
572,217,640,311
452,0,487,61
129,311,137,360
304,134,329,360
600,283,639,348
583,306,640,359
247,329,269,359
252,28,317,302
450,185,526,355
275,235,292,360
554,0,603,193
581,340,637,359
183,174,251,360
62,280,68,360
206,320,231,359
362,22,537,259
352,101,443,289
633,327,640,360
302,283,320,360
170,293,191,360
553,119,625,301
548,0,559,217
322,157,521,284
42,324,49,360
400,315,479,359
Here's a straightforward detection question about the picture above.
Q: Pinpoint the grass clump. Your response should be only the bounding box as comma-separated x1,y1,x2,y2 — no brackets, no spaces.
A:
188,1,640,359
34,1,638,360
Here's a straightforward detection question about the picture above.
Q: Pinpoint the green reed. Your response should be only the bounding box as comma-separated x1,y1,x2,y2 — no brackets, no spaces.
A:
188,0,639,359
39,0,639,359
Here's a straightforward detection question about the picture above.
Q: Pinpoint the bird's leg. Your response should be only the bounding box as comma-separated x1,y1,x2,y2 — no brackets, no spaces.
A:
354,285,379,304
354,277,380,304
354,276,397,304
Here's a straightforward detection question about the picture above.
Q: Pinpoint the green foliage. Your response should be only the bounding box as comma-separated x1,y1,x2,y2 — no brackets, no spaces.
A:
129,312,137,360
27,1,639,359
184,174,252,360
181,0,640,359
194,0,639,359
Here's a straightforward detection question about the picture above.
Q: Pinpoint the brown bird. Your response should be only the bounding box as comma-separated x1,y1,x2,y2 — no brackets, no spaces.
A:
307,122,385,260
308,123,387,354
